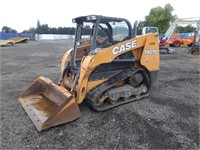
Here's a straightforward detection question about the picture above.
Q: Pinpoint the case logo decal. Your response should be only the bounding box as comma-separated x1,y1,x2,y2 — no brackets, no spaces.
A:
112,40,137,55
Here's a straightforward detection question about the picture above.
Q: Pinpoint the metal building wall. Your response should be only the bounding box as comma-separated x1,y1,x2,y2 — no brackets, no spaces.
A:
0,32,34,40
34,34,73,40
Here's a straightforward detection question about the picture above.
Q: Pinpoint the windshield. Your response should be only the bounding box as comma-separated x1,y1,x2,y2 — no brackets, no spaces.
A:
80,23,93,43
109,21,129,42
74,20,130,47
76,22,109,44
71,16,132,69
72,18,131,59
145,27,158,34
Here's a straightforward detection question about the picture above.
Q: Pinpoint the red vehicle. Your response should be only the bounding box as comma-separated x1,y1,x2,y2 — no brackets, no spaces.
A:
181,33,200,47
143,17,200,54
159,38,167,46
167,34,182,47
168,32,199,47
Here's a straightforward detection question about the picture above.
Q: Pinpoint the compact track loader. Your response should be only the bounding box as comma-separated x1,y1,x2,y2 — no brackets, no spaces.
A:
19,15,160,131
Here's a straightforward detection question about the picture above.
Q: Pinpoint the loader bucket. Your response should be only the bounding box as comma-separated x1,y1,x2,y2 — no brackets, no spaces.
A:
19,76,81,131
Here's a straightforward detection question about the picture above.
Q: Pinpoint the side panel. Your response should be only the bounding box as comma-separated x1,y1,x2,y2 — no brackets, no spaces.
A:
140,34,160,71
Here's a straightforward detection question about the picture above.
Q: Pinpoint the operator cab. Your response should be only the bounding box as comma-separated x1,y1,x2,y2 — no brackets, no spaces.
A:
72,15,133,53
69,15,134,71
65,15,135,81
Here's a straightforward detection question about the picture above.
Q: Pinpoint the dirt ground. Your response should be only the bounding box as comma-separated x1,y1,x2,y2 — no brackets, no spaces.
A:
1,41,199,149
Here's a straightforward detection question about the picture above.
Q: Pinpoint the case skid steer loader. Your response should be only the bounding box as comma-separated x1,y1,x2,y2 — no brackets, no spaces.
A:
19,15,160,131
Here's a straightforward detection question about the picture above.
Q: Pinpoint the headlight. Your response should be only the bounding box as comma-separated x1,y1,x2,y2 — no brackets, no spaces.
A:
91,15,96,20
87,16,91,21
87,16,96,21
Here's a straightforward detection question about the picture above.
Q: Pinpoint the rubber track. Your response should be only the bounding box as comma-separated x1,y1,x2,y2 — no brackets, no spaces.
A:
86,68,150,111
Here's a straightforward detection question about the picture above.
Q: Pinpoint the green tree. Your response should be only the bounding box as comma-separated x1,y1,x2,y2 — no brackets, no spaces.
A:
2,26,18,33
2,26,11,33
22,27,36,34
10,29,17,33
37,19,41,28
82,26,92,35
35,24,50,34
28,27,36,34
143,3,177,34
137,21,145,35
174,25,196,33
180,25,195,33
50,27,58,34
22,30,28,33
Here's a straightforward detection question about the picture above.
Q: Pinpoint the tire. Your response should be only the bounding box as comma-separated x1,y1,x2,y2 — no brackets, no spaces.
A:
169,44,173,47
173,40,181,47
188,43,193,47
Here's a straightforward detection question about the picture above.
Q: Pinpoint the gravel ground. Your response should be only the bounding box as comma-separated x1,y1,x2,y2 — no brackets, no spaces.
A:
1,41,199,149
